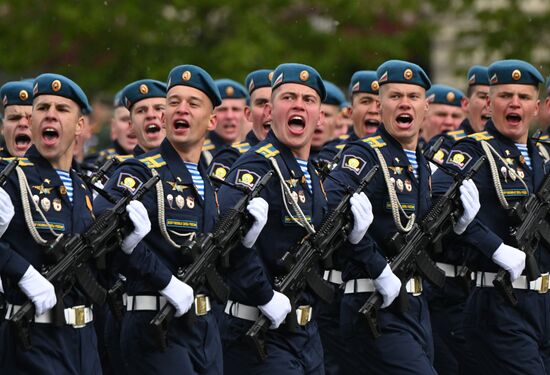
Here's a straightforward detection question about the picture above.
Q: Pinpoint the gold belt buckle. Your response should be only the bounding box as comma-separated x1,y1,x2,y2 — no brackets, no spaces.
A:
73,305,86,328
412,276,423,296
194,294,208,316
539,273,549,294
297,305,312,326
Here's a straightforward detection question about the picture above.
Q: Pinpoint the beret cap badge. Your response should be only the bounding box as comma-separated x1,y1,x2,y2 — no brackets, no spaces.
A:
300,70,309,81
225,86,234,96
182,71,192,81
51,80,62,92
371,81,379,91
139,84,149,94
19,90,29,101
403,69,413,80
512,69,522,81
446,91,455,102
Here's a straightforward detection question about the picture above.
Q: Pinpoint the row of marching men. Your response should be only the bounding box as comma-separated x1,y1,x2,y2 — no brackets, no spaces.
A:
1,57,550,375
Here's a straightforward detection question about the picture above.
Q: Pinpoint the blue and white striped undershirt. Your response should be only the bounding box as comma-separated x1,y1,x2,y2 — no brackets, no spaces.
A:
403,149,418,179
184,162,205,200
515,143,531,169
296,159,312,192
55,170,73,202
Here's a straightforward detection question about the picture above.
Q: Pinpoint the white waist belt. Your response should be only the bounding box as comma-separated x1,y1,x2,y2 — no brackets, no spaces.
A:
323,269,343,285
224,300,313,326
5,304,93,328
344,276,423,296
436,262,459,278
126,294,212,316
476,272,550,293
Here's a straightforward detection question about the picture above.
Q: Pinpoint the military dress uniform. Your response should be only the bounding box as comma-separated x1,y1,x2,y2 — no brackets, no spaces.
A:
431,59,550,375
94,137,222,375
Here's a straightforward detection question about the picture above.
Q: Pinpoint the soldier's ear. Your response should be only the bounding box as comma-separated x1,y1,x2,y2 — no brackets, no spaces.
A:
75,114,84,137
208,113,217,132
461,96,469,112
534,99,540,118
244,106,252,122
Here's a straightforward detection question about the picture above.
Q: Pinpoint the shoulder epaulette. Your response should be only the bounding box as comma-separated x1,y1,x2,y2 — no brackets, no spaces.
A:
336,144,346,150
138,154,166,168
202,139,216,152
447,129,467,141
115,154,133,162
255,143,280,158
0,157,34,166
339,134,350,140
540,134,549,141
231,142,251,154
468,131,493,141
361,135,386,148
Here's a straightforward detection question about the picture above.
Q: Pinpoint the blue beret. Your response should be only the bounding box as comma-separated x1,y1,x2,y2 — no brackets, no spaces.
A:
167,65,222,107
245,69,273,95
323,81,346,106
544,76,550,93
121,79,166,110
1,81,34,107
215,79,248,100
349,70,379,96
376,60,431,90
467,65,489,86
426,84,464,107
33,73,92,114
488,59,544,86
113,89,124,108
272,63,326,100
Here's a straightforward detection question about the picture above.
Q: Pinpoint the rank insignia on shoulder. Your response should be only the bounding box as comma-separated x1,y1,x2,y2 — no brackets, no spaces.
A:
342,154,366,175
210,163,230,180
117,172,143,192
235,169,260,189
447,150,472,170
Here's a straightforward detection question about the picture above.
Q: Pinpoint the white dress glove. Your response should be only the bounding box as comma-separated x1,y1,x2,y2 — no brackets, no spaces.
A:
121,200,151,254
453,179,481,235
258,291,292,329
0,187,15,237
242,197,269,248
159,275,194,318
18,265,57,316
492,243,526,282
348,192,374,244
373,264,401,308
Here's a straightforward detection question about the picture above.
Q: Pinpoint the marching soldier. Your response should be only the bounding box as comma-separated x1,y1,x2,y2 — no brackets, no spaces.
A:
0,80,34,157
422,84,465,146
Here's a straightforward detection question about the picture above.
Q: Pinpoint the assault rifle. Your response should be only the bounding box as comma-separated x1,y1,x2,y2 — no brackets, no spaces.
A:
149,171,273,350
359,156,486,338
0,158,19,185
245,165,379,361
10,174,160,350
493,170,550,305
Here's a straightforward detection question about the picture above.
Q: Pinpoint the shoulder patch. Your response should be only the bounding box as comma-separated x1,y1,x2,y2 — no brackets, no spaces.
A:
232,142,251,154
202,139,216,151
446,150,473,170
342,154,366,175
235,169,261,190
362,135,386,148
433,148,448,164
255,143,280,159
210,162,230,180
468,131,493,141
447,130,467,141
138,154,166,169
117,172,143,192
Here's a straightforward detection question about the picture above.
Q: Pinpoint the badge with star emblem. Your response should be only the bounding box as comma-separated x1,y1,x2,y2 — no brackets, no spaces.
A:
166,180,189,192
32,184,54,195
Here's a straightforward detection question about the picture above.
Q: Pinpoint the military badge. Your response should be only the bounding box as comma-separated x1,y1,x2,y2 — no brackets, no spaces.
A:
509,169,517,181
235,169,260,189
186,195,195,209
291,191,299,203
225,86,235,97
139,84,149,94
433,149,446,164
51,79,62,92
166,180,189,192
41,197,50,212
117,173,143,193
59,186,67,195
210,163,229,181
166,194,174,209
176,195,185,209
19,90,29,101
396,179,404,192
298,190,306,203
342,155,366,175
447,150,472,170
517,168,525,179
53,198,62,212
85,196,93,212
404,179,412,192
286,178,299,188
299,70,309,81
33,195,39,205
32,184,53,195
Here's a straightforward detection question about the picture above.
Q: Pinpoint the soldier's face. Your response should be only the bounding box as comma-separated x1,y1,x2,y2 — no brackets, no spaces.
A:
111,106,137,153
246,87,272,141
30,95,83,164
333,108,352,137
269,83,322,158
311,104,338,148
351,92,381,138
130,97,165,152
463,85,490,132
164,85,216,151
489,84,539,143
213,98,246,144
423,103,464,140
1,105,32,157
380,83,427,147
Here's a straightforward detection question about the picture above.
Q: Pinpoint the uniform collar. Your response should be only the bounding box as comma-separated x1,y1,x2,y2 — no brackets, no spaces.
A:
246,130,261,146
113,140,130,156
459,118,475,135
208,131,229,149
265,131,307,181
133,144,147,157
485,121,524,157
376,125,419,167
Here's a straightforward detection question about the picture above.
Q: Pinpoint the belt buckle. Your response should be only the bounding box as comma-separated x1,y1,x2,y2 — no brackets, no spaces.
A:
297,305,312,326
539,273,549,294
412,276,422,296
194,294,208,316
73,305,86,328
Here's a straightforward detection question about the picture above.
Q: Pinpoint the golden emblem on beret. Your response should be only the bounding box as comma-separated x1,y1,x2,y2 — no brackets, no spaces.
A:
446,92,455,102
51,80,62,92
299,70,310,81
371,81,379,91
19,90,29,101
403,69,413,80
512,69,522,81
226,86,235,97
268,71,274,81
139,84,149,95
182,70,192,81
